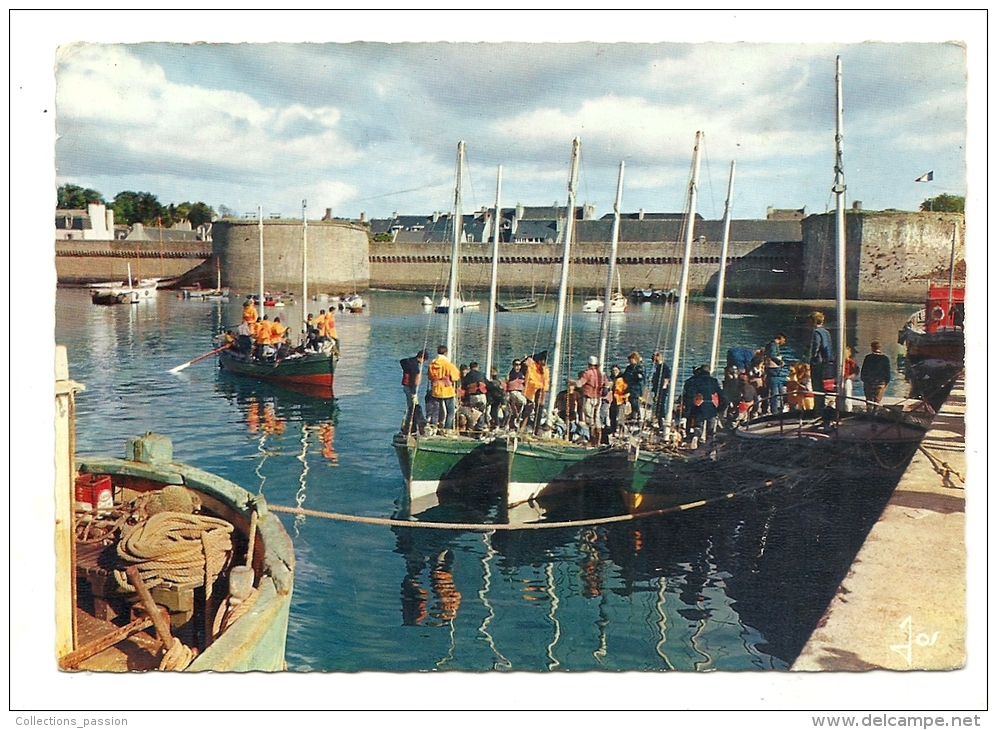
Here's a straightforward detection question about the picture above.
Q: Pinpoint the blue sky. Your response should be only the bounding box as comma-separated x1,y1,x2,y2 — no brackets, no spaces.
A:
34,11,974,223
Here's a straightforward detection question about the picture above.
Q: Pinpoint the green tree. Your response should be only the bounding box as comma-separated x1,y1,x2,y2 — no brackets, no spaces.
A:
57,184,104,209
111,191,165,226
920,194,965,213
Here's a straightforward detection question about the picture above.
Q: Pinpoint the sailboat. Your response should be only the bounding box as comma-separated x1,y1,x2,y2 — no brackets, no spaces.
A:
218,203,338,399
393,143,508,514
622,67,933,514
729,57,928,456
502,139,628,509
582,270,627,314
90,262,157,305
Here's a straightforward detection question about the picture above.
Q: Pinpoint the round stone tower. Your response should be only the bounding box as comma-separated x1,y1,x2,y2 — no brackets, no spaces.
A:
213,217,370,293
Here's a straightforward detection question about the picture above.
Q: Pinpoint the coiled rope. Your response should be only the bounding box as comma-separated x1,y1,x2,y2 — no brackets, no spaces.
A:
268,476,783,532
114,512,234,591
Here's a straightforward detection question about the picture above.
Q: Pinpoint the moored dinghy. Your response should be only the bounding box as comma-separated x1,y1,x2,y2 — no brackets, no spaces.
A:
56,350,294,672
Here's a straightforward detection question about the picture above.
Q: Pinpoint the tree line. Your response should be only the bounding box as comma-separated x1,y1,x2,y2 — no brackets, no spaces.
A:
57,184,216,228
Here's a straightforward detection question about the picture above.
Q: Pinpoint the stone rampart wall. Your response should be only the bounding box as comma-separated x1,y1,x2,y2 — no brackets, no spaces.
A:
801,212,965,303
369,240,803,298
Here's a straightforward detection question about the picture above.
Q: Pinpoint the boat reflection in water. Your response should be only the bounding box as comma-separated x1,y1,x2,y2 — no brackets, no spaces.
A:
215,374,341,531
385,430,917,671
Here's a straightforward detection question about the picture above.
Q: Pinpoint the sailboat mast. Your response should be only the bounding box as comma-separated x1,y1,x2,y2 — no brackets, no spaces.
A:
258,205,265,310
663,131,703,439
485,166,503,378
833,56,847,404
546,137,581,428
947,223,957,321
445,141,465,358
598,161,625,371
708,160,736,374
302,199,308,341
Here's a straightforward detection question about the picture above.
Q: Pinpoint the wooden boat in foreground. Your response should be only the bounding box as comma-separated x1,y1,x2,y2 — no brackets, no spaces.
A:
56,350,294,672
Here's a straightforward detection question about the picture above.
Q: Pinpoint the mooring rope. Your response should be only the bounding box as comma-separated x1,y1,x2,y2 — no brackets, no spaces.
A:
268,477,783,532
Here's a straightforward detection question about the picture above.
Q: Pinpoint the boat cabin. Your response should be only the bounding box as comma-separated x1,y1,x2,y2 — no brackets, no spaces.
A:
925,283,965,333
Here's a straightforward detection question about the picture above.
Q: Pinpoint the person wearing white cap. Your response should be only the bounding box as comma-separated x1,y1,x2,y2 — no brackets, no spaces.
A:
576,355,607,446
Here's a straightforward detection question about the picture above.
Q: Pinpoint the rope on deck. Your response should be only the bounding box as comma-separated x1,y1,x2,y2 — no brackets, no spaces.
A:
267,478,781,532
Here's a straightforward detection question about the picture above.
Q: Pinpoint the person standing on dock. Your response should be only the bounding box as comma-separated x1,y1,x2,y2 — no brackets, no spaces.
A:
400,349,428,435
764,332,789,413
808,311,835,412
860,340,891,411
842,346,859,412
428,345,461,431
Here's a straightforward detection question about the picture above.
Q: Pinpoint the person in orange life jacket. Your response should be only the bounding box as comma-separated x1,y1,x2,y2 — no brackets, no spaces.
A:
520,351,550,434
271,316,290,360
505,358,527,428
242,298,258,324
682,365,727,446
576,355,607,445
400,349,428,435
608,364,627,438
427,345,461,430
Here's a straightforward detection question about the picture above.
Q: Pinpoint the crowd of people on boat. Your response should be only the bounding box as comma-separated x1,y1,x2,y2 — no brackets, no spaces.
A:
398,309,896,448
224,298,339,362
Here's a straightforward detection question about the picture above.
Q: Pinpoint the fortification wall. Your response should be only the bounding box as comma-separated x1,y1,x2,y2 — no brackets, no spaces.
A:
801,212,965,303
213,219,369,293
369,240,803,298
54,239,213,284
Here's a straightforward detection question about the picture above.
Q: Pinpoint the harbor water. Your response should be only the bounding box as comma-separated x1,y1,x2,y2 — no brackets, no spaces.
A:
57,287,916,672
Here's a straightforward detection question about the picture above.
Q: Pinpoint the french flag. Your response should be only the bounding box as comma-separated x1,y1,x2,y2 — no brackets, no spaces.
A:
915,171,934,182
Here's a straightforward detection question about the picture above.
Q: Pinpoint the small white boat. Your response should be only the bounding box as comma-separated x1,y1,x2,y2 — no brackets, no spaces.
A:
421,296,433,307
342,294,365,313
581,293,627,314
90,264,157,305
435,296,468,314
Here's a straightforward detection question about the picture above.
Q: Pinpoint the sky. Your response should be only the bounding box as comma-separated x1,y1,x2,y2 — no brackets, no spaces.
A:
41,13,972,223
10,9,988,716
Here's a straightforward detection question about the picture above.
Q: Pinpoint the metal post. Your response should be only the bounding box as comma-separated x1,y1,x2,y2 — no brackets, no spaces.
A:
302,199,308,342
445,142,465,360
709,160,736,375
258,206,265,311
599,161,625,373
663,132,703,440
833,57,847,413
546,137,581,429
485,166,503,378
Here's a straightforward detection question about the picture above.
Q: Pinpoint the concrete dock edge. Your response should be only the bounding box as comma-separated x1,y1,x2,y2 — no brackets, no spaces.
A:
792,380,966,671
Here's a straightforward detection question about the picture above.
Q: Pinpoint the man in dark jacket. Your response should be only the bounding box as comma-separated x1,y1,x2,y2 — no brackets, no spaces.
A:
764,333,789,414
860,340,891,411
650,351,672,431
622,351,646,425
682,365,727,446
400,349,428,434
808,311,835,411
